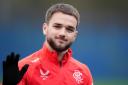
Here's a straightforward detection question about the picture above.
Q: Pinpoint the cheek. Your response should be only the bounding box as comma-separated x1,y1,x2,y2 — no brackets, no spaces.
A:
47,31,56,39
68,35,76,42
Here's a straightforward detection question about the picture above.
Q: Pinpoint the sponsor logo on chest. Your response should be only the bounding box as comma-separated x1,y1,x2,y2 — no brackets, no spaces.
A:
40,69,50,80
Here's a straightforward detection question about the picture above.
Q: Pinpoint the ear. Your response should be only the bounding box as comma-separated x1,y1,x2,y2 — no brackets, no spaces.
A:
74,30,78,38
42,23,48,35
73,30,78,41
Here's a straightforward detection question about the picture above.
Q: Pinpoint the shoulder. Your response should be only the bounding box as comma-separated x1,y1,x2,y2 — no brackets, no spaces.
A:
18,49,42,69
69,57,92,76
69,57,87,69
18,51,42,85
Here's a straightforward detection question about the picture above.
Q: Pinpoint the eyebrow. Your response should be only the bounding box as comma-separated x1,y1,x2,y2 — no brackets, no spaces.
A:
53,23,75,30
53,23,62,26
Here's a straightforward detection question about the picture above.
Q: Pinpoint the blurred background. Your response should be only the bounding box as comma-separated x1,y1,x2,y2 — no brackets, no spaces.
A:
0,0,128,85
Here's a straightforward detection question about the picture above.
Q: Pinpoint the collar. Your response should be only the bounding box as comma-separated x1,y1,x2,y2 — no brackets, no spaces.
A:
40,43,73,66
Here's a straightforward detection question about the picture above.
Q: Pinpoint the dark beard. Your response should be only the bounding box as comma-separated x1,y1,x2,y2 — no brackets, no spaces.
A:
47,38,72,52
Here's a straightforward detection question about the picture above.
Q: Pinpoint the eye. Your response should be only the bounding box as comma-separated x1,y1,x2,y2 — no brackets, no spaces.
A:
66,27,75,33
53,24,62,30
53,25,62,28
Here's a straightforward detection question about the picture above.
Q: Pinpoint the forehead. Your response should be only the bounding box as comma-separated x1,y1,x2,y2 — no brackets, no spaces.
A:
49,12,77,27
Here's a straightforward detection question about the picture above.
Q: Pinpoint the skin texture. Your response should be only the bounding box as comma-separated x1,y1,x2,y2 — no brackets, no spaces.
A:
43,12,78,61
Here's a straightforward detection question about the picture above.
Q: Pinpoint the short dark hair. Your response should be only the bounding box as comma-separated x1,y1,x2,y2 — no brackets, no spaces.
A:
45,3,80,25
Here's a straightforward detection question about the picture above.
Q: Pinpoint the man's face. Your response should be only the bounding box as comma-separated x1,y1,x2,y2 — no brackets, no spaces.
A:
43,12,78,52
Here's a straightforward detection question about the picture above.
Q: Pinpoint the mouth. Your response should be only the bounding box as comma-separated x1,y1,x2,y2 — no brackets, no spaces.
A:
56,38,65,44
55,36,67,42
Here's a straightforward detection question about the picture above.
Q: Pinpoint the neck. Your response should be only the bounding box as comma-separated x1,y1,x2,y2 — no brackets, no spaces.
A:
57,50,67,62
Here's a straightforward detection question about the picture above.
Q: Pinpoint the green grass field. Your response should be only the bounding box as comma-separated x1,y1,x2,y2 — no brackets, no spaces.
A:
0,79,128,85
94,79,128,85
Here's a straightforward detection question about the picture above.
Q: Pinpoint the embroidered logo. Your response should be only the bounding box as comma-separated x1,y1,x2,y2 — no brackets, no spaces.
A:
40,69,50,80
73,70,83,84
31,58,39,63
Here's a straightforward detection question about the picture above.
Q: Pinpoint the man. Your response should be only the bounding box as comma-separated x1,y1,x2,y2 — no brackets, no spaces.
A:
3,3,93,85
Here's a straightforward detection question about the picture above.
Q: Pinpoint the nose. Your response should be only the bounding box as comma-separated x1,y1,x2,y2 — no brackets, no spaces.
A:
59,27,66,38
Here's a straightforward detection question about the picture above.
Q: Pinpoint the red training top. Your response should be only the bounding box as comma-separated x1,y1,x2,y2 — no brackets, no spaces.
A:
18,43,93,85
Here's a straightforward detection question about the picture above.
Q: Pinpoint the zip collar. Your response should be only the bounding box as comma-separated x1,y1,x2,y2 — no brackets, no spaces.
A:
40,43,72,66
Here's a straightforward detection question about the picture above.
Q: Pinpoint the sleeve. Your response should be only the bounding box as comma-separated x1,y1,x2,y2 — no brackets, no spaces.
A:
82,64,93,85
17,76,27,85
17,61,30,85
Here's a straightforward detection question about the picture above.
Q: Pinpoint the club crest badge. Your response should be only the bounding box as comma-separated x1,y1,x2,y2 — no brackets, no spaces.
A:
73,70,83,84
